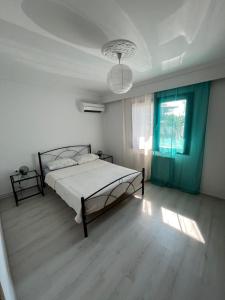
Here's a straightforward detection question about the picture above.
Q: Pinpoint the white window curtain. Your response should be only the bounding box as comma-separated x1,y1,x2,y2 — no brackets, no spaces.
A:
122,94,154,179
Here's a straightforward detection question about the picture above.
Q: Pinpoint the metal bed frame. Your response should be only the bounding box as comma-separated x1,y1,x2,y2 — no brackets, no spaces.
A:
38,144,145,237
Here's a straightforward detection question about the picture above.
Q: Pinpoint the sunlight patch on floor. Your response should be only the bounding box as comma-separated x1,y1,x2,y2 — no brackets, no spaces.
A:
142,199,152,216
161,207,205,243
134,195,152,216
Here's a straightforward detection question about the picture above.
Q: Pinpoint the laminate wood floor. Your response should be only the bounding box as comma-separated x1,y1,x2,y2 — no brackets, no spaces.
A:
0,183,225,300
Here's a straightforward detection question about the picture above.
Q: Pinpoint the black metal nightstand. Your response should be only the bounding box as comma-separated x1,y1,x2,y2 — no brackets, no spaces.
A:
96,154,113,163
10,170,44,206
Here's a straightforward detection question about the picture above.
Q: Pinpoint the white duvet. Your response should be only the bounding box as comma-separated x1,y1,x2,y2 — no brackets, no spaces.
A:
45,159,141,223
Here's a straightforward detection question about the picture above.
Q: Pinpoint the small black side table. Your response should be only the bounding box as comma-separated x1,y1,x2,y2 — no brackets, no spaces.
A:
10,170,44,206
96,154,113,163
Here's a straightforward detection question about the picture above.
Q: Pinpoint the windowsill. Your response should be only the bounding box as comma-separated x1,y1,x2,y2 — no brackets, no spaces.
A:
154,151,190,158
154,152,173,159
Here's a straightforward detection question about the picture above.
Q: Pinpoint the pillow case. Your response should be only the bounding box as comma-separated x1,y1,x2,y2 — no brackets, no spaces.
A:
75,153,99,165
47,158,77,171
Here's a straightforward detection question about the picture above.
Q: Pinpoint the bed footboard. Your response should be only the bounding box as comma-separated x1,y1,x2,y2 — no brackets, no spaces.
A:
81,168,145,238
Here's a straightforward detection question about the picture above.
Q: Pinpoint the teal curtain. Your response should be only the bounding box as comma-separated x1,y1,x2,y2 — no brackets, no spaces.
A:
150,82,210,194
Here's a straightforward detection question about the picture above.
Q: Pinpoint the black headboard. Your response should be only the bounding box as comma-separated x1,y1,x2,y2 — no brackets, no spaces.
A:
38,144,91,186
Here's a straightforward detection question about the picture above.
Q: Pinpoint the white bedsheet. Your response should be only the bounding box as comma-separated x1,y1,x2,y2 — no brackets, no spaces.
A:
45,159,141,223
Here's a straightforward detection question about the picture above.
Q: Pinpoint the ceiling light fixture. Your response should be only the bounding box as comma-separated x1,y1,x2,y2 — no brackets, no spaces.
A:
102,39,137,94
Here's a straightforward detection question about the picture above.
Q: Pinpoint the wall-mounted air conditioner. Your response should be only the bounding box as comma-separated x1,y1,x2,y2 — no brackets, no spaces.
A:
81,102,105,113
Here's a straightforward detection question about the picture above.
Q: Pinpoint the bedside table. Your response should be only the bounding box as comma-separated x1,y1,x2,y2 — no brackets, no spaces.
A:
10,170,44,206
96,154,113,163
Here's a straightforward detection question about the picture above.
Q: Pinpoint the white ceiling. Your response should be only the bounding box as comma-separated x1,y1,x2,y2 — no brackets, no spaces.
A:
0,0,225,94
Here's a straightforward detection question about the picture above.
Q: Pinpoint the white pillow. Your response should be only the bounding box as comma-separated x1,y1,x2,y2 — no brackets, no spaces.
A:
75,153,99,165
47,158,77,171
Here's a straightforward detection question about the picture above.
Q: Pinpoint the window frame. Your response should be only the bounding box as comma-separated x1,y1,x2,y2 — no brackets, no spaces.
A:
153,93,193,155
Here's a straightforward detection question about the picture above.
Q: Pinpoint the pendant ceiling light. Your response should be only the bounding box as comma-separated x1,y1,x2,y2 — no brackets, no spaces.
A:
102,39,137,94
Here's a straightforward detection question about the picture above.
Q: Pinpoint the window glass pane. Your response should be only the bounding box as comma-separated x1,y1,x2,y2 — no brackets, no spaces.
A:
159,99,186,154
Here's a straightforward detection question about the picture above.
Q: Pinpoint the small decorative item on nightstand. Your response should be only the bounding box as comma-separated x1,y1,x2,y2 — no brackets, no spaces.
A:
10,170,44,206
19,165,29,175
95,153,113,163
97,150,103,158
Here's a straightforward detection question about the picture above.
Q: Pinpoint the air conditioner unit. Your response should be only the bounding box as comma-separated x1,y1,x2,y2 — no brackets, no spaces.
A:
81,102,105,113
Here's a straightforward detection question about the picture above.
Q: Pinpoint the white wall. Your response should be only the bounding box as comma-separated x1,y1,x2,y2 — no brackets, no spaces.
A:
103,79,225,200
102,101,123,165
0,218,17,300
0,80,104,196
201,79,225,199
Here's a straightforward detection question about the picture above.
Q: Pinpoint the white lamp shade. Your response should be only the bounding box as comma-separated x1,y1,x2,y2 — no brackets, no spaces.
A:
107,64,133,94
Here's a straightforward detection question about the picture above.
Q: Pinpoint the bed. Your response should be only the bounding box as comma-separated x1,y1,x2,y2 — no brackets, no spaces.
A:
38,145,144,237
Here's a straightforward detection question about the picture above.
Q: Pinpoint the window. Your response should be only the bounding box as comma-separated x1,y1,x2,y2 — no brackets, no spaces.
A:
132,99,152,152
155,96,192,155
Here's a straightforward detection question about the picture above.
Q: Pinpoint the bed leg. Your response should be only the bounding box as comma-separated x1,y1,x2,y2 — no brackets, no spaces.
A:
38,151,46,188
81,197,88,238
142,168,145,197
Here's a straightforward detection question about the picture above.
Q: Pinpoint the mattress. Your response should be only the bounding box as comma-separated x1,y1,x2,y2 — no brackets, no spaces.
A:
45,159,142,223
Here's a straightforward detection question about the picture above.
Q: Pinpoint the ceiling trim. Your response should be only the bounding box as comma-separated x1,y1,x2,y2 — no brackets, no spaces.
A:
101,60,225,103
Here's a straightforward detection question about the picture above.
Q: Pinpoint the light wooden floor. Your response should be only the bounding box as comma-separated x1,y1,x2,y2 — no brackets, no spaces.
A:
0,183,225,300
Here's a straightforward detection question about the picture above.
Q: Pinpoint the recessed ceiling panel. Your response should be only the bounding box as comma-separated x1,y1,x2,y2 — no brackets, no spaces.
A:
22,0,107,49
